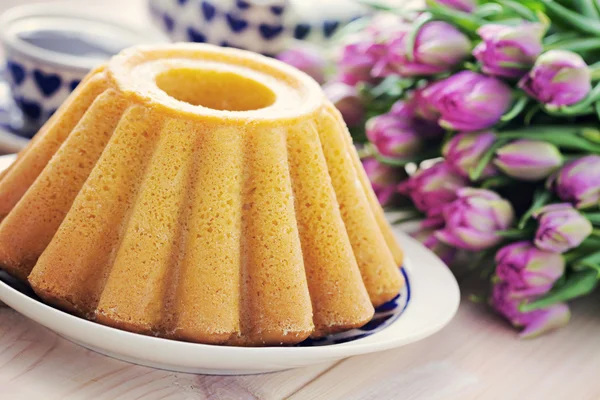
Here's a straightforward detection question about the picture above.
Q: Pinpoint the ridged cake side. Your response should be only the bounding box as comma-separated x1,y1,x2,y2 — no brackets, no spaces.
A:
0,44,404,346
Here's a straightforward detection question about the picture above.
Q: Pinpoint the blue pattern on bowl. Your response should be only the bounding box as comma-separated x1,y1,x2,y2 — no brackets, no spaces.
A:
299,266,410,347
0,266,410,347
148,0,370,55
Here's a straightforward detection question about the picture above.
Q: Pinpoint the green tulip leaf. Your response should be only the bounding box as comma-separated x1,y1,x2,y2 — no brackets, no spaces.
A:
541,0,600,36
519,269,598,312
575,0,600,19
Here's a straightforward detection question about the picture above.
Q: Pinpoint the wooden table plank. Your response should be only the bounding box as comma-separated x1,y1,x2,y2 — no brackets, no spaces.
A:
290,289,600,400
0,308,336,400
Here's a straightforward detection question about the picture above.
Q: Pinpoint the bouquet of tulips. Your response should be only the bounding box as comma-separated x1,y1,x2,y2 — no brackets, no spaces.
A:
277,0,600,337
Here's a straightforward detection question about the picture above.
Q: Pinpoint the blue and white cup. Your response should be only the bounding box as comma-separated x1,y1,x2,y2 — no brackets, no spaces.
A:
148,0,371,56
0,4,164,137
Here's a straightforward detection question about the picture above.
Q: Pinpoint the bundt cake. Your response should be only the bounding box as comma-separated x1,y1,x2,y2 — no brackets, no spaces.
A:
0,43,404,346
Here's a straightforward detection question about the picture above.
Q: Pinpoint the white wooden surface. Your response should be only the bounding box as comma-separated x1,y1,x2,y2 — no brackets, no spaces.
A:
1,1,600,399
2,286,600,400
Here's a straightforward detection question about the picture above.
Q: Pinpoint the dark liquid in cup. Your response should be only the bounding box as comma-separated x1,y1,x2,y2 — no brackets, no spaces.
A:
18,29,128,59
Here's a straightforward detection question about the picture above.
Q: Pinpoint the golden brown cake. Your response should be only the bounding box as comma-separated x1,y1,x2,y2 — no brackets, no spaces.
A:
0,43,404,346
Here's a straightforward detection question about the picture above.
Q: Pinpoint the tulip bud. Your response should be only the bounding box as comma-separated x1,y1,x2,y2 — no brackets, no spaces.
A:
533,203,593,253
436,188,514,251
366,114,423,159
551,155,600,209
426,0,477,12
421,71,512,131
518,50,591,108
411,84,443,123
337,38,383,86
491,282,570,338
494,140,563,181
323,81,364,127
372,21,471,77
443,131,498,179
362,156,407,207
277,46,327,84
495,241,565,294
398,162,468,217
473,23,545,78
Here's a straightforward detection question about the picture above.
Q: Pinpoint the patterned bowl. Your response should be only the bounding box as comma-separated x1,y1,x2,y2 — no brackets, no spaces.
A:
148,0,371,56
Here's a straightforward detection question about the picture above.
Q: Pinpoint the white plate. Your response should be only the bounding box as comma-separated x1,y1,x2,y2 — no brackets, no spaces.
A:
0,154,460,375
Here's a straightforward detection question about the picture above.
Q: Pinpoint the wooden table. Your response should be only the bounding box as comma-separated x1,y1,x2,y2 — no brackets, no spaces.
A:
2,1,600,399
2,286,600,399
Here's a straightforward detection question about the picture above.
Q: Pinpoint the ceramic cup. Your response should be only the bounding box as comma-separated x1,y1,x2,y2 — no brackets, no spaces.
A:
147,0,371,56
0,3,164,137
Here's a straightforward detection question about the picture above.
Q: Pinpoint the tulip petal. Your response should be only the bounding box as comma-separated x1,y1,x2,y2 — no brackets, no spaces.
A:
519,304,570,339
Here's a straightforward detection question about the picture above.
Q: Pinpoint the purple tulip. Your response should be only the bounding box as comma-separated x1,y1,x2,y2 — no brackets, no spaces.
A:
420,71,513,131
362,156,407,207
426,0,477,12
337,38,384,86
494,140,563,181
533,203,593,253
443,131,498,179
518,50,591,108
473,23,545,78
372,21,471,77
436,188,514,251
277,46,327,84
491,282,570,338
366,114,422,159
398,162,468,217
551,155,600,209
495,241,565,294
413,219,457,265
411,84,441,122
324,81,364,127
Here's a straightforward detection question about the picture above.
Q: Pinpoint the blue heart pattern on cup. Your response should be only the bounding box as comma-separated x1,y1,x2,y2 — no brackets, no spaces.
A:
201,1,216,22
7,62,26,86
33,70,62,97
187,27,207,43
259,24,284,40
4,58,82,130
226,13,249,33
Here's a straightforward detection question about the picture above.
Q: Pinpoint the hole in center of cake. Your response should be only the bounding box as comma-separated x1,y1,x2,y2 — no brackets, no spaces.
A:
156,68,276,111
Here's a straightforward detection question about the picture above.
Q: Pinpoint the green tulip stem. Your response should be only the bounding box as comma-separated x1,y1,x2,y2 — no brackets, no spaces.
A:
596,0,600,14
519,269,599,312
543,31,580,46
373,148,441,167
544,37,600,52
564,251,584,264
474,3,504,18
501,96,530,122
575,0,600,20
405,13,434,63
425,3,484,34
469,139,510,181
518,190,552,229
496,228,534,239
496,126,600,153
481,175,514,189
540,0,600,36
493,0,539,21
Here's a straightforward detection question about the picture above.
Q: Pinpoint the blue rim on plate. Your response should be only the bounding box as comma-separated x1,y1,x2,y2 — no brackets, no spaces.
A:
0,265,410,347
